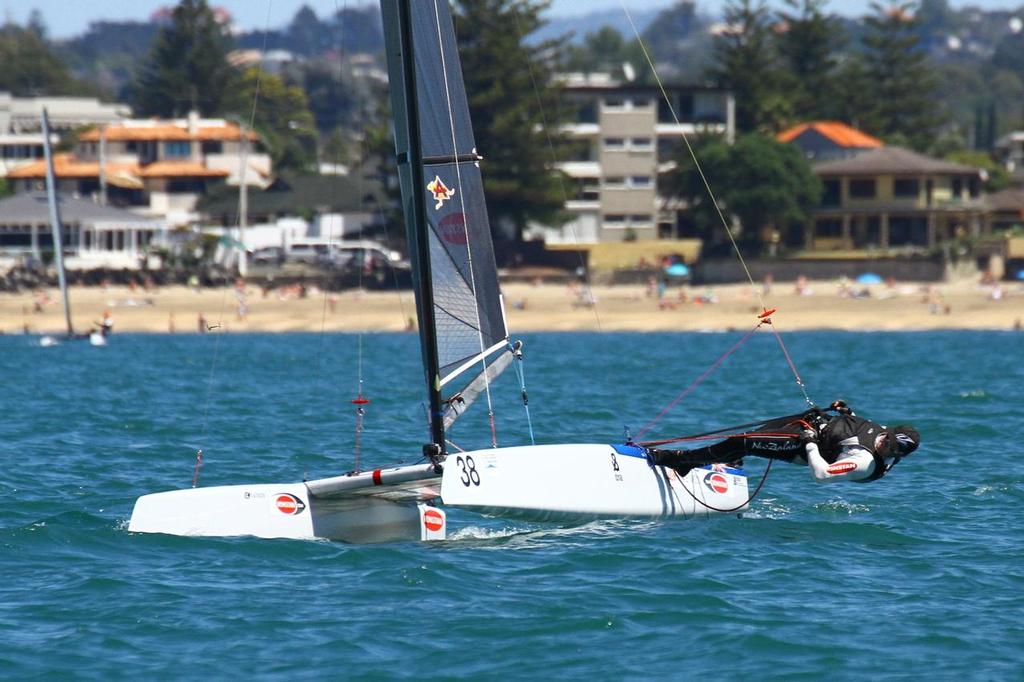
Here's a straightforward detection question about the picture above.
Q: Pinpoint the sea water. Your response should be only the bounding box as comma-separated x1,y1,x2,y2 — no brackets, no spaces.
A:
1,331,1021,679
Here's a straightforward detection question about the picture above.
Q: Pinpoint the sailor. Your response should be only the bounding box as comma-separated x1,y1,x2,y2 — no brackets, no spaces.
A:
648,401,920,483
796,403,920,482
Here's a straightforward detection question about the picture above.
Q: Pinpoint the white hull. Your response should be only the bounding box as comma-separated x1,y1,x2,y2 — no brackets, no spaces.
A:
441,444,748,521
128,445,746,543
129,481,446,543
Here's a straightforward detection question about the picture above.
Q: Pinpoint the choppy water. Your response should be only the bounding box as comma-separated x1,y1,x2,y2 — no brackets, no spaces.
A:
1,330,1022,679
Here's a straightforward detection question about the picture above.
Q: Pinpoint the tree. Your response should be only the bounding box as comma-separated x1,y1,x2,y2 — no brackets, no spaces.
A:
710,0,791,133
228,68,318,172
453,0,567,245
640,1,712,83
664,133,821,254
854,1,941,151
0,22,88,96
564,26,651,83
775,0,845,122
131,0,237,116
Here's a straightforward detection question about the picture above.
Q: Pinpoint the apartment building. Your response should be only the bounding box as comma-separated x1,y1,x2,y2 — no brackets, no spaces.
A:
8,111,272,224
539,74,734,244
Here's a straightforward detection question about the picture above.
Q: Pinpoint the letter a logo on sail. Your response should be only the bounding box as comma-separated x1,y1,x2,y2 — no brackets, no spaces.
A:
427,175,455,209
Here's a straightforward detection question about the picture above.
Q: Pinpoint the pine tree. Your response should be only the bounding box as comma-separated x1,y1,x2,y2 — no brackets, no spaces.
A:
775,0,844,122
0,22,84,96
710,0,791,133
453,0,567,246
131,0,237,117
855,1,941,151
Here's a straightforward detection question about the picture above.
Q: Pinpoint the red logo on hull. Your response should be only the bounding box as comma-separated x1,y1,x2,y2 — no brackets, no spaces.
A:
423,508,444,532
704,472,730,494
275,493,306,515
827,462,858,475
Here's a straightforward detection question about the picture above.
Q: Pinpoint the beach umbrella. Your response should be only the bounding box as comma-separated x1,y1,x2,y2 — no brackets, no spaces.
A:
664,263,690,277
856,272,883,285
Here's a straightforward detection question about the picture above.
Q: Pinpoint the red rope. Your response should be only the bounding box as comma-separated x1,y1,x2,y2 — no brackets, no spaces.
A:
635,322,764,439
766,322,803,387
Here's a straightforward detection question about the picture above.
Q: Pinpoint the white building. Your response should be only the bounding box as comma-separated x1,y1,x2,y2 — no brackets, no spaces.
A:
0,192,167,270
8,112,272,225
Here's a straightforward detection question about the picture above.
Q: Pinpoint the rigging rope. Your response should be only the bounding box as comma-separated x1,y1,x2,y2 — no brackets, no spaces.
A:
510,9,604,334
675,459,775,514
192,1,274,487
619,3,816,423
433,0,499,446
634,320,765,439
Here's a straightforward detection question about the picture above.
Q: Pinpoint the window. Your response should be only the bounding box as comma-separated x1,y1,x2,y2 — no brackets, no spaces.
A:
631,137,653,150
631,175,652,187
604,137,625,149
604,97,625,108
821,179,841,207
849,179,876,199
632,98,651,108
604,214,626,223
893,178,919,198
630,214,652,224
165,141,190,158
604,176,626,188
201,141,223,155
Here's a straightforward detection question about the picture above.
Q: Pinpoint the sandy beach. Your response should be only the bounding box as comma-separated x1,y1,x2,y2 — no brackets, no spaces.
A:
3,277,1022,335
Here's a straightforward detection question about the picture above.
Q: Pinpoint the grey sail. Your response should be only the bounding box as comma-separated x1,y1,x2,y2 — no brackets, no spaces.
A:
383,0,508,396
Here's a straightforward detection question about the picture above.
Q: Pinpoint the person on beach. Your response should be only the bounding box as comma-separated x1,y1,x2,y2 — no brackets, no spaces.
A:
648,400,920,483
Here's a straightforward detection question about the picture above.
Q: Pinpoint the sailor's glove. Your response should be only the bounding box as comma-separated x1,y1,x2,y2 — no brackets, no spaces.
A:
799,428,818,445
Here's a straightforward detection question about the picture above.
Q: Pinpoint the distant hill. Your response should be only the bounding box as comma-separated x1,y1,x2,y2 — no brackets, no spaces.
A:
532,7,662,44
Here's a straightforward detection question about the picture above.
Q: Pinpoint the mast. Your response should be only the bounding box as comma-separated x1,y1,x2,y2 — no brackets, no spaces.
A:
381,0,446,455
41,109,74,338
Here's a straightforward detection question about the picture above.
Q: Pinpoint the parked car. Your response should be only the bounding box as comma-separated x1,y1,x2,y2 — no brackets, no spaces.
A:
286,242,330,264
250,246,285,266
321,241,408,269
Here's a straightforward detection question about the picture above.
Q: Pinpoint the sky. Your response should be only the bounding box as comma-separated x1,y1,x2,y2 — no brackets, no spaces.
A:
0,0,1021,40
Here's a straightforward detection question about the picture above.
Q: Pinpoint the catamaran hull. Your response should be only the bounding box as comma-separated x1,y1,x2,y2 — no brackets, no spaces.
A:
440,444,748,521
128,445,747,543
128,483,447,543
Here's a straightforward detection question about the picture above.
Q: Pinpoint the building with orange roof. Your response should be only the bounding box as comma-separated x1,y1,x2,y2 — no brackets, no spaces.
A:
778,121,884,162
8,111,271,224
800,146,986,250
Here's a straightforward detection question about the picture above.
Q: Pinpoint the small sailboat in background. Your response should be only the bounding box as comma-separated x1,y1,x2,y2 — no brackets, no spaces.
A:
128,0,748,543
38,109,109,348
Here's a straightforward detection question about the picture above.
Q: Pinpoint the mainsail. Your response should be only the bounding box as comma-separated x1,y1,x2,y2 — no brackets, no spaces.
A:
382,0,509,444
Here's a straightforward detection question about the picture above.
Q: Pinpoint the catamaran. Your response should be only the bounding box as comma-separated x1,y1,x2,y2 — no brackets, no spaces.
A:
38,109,109,348
128,0,750,543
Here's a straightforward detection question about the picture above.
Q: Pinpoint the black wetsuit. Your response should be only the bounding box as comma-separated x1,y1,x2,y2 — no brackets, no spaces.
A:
648,409,832,472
